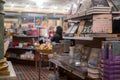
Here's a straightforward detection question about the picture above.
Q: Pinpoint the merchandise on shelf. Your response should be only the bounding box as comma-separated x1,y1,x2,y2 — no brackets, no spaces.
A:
100,60,120,80
65,23,79,37
102,41,120,60
35,42,52,51
88,48,101,78
81,20,92,33
9,42,34,49
77,20,85,36
20,51,34,60
101,41,120,80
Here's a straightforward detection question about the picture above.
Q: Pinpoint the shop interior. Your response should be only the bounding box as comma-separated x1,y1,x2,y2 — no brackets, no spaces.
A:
1,0,120,80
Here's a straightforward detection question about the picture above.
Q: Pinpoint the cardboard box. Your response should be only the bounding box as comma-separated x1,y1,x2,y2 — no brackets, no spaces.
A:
92,14,112,33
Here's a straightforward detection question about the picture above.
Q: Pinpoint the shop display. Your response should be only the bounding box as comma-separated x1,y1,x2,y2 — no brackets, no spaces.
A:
65,23,79,37
69,24,79,34
81,20,92,33
65,25,74,36
88,48,101,68
88,48,101,78
3,0,120,80
7,34,38,61
65,25,73,34
77,20,85,36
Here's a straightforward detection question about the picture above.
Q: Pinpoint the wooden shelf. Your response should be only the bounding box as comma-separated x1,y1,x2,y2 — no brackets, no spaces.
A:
85,34,120,38
65,13,111,21
112,11,120,14
106,37,120,41
63,37,93,40
63,34,120,41
8,57,34,61
13,36,38,38
9,47,35,50
65,10,120,21
65,13,91,21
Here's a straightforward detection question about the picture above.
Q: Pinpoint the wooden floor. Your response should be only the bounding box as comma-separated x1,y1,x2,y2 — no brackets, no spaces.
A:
13,63,53,80
13,63,67,80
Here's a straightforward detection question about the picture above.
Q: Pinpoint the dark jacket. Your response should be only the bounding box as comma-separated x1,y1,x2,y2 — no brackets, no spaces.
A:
51,26,63,43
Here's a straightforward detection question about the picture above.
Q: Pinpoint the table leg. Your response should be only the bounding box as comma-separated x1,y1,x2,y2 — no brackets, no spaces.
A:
39,54,41,80
35,61,37,71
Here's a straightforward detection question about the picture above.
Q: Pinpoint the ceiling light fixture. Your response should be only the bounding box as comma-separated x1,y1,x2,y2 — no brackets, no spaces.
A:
11,3,14,7
26,5,30,8
53,6,58,9
31,0,46,7
40,6,44,9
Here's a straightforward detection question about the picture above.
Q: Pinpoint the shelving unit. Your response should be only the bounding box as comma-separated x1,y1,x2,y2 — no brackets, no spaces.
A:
65,7,120,21
50,0,120,80
63,37,93,40
7,35,38,64
8,47,35,50
13,36,39,38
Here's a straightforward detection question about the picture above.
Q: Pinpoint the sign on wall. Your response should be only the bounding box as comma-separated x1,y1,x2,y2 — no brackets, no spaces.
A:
34,17,43,28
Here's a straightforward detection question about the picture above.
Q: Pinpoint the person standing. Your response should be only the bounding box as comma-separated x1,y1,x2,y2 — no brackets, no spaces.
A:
51,26,63,43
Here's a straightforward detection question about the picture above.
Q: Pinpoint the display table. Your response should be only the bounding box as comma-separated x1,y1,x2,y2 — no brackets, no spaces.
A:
0,61,17,80
49,58,87,80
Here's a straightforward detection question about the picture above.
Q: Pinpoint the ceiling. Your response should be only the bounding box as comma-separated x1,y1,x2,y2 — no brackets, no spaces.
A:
4,0,75,14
